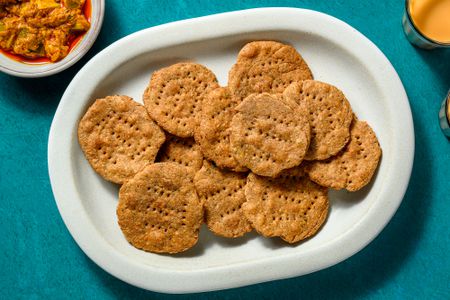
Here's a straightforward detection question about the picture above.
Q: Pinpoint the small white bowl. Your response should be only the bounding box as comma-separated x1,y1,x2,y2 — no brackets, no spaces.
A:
0,0,104,78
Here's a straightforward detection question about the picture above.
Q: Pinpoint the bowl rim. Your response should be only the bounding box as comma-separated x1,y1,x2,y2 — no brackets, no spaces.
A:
0,0,105,78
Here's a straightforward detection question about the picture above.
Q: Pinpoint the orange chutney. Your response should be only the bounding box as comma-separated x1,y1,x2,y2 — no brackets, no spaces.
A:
409,0,450,43
0,0,91,63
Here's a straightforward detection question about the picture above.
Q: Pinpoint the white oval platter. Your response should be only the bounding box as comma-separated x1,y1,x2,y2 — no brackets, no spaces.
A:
48,8,414,294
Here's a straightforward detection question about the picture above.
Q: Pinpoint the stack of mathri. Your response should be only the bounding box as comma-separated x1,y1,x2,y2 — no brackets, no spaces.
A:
78,41,381,254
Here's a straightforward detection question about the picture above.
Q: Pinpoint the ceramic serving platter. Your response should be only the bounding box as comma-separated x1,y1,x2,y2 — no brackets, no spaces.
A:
48,8,414,293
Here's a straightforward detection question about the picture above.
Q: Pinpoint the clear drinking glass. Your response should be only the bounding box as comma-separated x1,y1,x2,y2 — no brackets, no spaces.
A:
439,91,450,137
402,0,450,49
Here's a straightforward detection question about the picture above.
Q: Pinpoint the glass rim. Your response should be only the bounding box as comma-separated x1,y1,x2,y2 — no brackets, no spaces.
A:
405,0,450,47
446,90,450,121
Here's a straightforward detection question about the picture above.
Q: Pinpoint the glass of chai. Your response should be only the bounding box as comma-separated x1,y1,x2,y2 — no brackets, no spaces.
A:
402,0,450,49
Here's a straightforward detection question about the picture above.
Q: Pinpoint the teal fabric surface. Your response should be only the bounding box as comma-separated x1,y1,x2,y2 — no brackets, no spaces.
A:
1,0,449,299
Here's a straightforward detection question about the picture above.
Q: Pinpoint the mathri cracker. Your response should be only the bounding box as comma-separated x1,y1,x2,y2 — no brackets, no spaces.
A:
143,62,219,137
306,119,382,191
228,41,313,100
243,172,329,243
194,87,246,172
78,95,165,184
156,134,203,175
285,80,354,160
230,93,310,177
117,163,203,253
194,161,251,238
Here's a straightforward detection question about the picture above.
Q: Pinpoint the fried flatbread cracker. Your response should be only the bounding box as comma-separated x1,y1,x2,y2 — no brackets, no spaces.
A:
285,81,354,160
194,87,246,171
117,163,203,253
306,119,381,191
194,161,251,238
78,95,165,184
228,41,313,100
230,93,310,177
243,173,329,243
143,62,219,137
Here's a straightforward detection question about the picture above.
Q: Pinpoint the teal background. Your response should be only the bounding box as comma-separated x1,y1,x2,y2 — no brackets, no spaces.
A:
1,0,449,299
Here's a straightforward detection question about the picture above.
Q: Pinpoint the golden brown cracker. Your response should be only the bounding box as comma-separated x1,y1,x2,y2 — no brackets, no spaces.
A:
276,164,308,180
117,163,203,254
287,80,354,160
156,134,203,175
78,95,165,184
230,93,310,177
306,119,382,191
243,173,329,243
143,62,219,137
228,41,313,100
194,87,247,172
194,161,252,238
